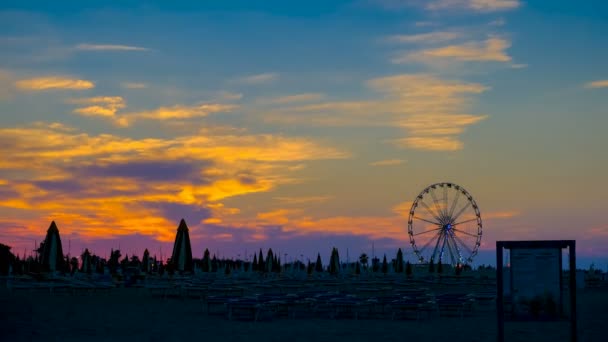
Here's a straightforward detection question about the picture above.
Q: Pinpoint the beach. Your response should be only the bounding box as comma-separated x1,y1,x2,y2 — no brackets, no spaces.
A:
1,278,606,342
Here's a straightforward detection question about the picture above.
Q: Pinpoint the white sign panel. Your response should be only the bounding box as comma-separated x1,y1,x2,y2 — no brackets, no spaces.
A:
510,248,561,305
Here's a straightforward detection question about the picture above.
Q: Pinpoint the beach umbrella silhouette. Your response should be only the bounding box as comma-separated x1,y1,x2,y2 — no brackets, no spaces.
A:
41,221,65,273
170,219,193,273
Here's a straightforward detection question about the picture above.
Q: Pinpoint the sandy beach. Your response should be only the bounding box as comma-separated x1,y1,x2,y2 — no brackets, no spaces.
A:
1,277,606,342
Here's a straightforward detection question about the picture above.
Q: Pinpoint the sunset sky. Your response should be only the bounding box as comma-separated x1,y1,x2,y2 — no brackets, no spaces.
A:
1,1,607,267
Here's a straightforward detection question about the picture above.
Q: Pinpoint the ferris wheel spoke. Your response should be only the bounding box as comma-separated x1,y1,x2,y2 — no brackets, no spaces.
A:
413,227,442,236
451,201,472,222
432,231,445,262
448,190,461,218
413,216,441,225
445,236,458,266
452,227,479,238
453,217,478,226
419,200,442,222
418,231,443,256
448,233,464,262
429,187,445,218
452,234,474,255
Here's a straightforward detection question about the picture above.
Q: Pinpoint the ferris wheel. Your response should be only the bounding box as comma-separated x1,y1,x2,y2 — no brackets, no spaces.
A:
408,182,482,266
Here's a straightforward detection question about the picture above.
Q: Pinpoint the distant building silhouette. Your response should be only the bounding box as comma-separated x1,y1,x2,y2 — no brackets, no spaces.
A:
170,219,193,273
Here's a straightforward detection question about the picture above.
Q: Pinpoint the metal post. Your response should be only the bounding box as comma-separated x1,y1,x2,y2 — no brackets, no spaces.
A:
496,242,504,342
569,242,577,342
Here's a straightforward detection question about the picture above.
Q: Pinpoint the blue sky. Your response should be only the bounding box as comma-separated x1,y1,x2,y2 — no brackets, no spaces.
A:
1,0,607,267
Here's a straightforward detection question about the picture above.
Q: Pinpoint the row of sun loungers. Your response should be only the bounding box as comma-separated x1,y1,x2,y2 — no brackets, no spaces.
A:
4,275,496,321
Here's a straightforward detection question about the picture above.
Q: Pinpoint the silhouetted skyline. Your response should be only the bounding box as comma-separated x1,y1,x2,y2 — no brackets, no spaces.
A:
1,1,607,268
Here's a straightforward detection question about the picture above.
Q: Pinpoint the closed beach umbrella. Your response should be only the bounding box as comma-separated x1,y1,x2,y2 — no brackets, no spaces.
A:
142,249,150,273
81,248,92,273
170,219,193,273
41,221,65,273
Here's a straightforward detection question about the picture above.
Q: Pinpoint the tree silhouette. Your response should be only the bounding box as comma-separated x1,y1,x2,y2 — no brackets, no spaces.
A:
359,253,368,270
381,254,388,274
257,249,264,273
329,247,340,275
395,248,404,273
202,249,210,272
315,253,323,273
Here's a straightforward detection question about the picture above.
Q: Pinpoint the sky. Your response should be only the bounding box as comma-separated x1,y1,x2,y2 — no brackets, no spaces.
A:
1,0,607,268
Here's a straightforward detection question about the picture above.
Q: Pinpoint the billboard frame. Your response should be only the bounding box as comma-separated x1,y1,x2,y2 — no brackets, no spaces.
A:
496,240,576,342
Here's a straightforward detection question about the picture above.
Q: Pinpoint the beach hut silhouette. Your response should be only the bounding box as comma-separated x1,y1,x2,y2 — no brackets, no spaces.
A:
170,219,193,273
40,221,65,273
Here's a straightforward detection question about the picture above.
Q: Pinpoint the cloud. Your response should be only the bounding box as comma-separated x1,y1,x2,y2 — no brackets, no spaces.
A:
394,136,464,151
121,82,147,89
0,122,348,243
232,73,279,85
386,31,462,44
264,74,488,151
15,76,95,91
372,0,520,12
396,37,512,63
119,103,238,126
69,96,125,117
510,63,528,69
274,196,333,205
75,44,149,51
258,93,326,105
370,159,405,166
585,80,608,89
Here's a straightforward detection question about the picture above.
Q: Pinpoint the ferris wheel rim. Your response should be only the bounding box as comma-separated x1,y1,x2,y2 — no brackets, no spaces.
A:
407,182,482,266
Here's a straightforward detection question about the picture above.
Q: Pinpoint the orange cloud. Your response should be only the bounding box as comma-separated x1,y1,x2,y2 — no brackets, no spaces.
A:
15,76,95,91
585,80,608,89
396,38,512,63
370,159,405,166
69,96,126,117
0,122,348,243
264,74,488,151
119,103,238,126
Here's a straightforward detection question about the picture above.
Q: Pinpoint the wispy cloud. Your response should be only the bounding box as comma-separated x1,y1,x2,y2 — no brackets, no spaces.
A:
68,96,126,117
119,103,238,126
264,74,488,151
15,76,95,91
259,93,326,105
370,159,405,166
396,37,511,63
75,44,149,51
372,0,520,12
274,196,332,205
510,63,527,69
386,31,462,44
121,82,147,89
585,80,608,89
232,73,279,85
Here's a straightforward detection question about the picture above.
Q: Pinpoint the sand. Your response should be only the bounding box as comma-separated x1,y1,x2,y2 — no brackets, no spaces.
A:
1,284,606,342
